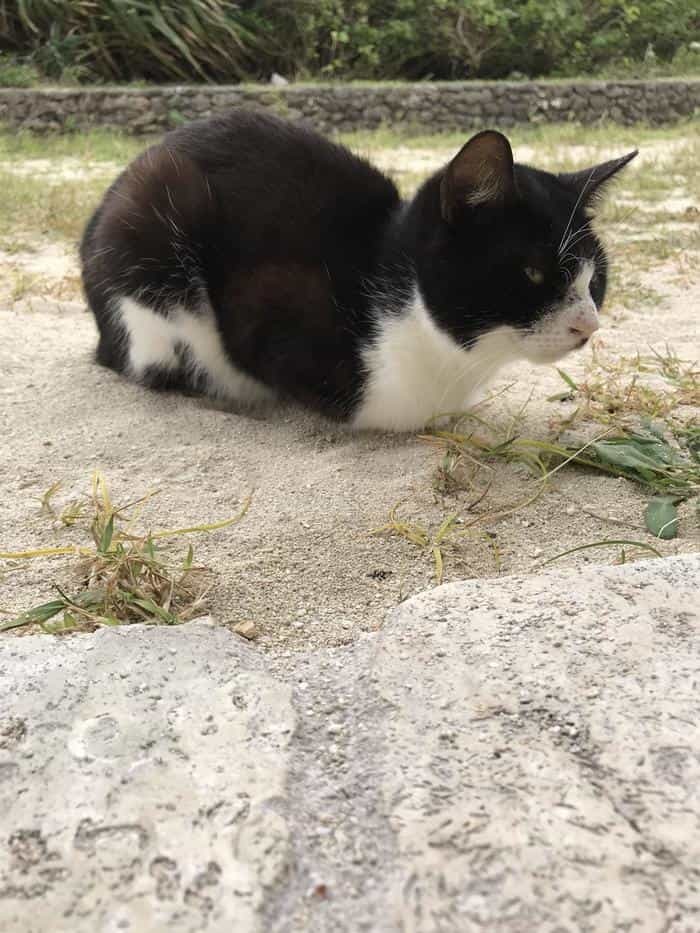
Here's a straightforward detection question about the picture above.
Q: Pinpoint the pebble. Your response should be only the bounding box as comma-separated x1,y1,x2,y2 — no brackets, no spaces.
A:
233,620,258,640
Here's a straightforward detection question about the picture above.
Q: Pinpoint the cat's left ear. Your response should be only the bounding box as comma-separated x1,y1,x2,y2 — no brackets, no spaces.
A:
440,130,516,223
559,150,638,203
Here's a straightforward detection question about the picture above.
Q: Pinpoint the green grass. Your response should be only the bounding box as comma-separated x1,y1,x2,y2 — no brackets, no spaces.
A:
0,129,146,162
0,169,107,245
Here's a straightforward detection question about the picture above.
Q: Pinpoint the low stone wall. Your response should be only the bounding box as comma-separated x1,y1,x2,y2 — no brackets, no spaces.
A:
1,79,698,135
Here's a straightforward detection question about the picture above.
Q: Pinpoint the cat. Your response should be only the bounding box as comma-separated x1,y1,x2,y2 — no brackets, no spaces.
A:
80,109,636,431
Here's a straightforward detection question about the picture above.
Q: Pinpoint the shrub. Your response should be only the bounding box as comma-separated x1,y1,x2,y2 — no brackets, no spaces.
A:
0,0,698,84
0,52,41,88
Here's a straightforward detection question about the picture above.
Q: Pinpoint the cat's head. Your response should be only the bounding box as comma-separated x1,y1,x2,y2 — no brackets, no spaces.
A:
414,130,637,363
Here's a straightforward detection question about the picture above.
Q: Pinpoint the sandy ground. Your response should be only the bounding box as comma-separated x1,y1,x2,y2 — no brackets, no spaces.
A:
1,142,698,652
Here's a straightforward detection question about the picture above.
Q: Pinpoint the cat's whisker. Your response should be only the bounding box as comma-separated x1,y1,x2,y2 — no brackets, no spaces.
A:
558,167,597,256
560,222,592,260
565,229,593,254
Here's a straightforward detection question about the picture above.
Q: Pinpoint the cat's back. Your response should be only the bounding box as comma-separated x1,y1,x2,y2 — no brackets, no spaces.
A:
171,109,386,185
164,109,399,236
87,108,400,279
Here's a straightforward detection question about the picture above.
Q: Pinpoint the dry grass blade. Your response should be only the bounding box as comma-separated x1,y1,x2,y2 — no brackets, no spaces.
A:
39,480,62,516
541,539,663,566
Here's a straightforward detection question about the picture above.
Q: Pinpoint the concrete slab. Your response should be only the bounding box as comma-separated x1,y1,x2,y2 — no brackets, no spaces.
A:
1,555,698,932
368,553,700,932
0,621,294,933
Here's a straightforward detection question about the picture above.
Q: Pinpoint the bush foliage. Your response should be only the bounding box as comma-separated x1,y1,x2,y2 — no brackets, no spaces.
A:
1,0,698,85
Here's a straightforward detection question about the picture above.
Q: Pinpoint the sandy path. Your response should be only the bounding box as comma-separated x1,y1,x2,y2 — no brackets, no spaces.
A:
1,140,698,651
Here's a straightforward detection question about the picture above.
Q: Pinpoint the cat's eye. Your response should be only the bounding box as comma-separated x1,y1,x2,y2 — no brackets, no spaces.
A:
524,266,544,285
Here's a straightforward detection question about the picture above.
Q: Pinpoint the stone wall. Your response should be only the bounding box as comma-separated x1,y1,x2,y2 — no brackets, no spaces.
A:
1,79,698,135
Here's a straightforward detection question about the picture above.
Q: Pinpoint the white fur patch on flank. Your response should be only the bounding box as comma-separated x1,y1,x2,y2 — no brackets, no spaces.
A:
118,296,273,403
120,296,179,374
354,289,519,431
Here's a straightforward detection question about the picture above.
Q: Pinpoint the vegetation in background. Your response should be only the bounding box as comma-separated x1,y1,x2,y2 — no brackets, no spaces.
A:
0,0,698,86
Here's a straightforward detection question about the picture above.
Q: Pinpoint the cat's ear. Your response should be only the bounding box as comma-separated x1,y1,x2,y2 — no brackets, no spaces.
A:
559,150,638,203
440,130,516,223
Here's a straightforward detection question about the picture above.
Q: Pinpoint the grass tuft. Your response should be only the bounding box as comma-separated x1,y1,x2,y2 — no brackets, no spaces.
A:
426,415,698,544
1,472,251,634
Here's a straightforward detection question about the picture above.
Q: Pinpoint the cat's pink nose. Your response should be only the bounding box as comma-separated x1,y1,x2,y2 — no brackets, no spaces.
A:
569,309,600,339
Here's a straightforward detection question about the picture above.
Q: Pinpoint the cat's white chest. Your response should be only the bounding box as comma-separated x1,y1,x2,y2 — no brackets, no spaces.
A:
353,290,518,431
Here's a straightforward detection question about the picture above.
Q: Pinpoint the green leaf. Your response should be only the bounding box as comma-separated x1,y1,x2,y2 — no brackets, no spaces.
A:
183,544,194,571
75,587,108,608
644,497,679,539
98,514,114,554
41,612,78,634
591,438,677,479
640,417,667,441
128,595,178,625
556,368,579,391
1,599,66,631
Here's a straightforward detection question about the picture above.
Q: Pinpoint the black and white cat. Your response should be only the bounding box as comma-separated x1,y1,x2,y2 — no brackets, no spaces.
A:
81,110,636,431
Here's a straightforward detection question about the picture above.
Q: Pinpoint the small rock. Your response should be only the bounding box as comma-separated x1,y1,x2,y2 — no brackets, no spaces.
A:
270,73,289,86
233,620,258,640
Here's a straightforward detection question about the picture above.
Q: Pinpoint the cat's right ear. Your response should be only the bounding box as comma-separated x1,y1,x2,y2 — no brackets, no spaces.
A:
440,130,516,224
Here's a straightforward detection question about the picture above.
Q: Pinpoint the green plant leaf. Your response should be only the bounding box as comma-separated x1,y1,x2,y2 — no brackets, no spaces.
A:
640,417,667,441
556,368,579,391
128,595,178,624
644,496,679,539
0,599,66,631
98,514,114,553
